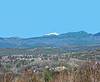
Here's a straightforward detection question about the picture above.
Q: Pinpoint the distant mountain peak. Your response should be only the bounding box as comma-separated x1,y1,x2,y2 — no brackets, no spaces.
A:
59,31,90,38
94,32,100,36
45,32,59,36
67,31,88,34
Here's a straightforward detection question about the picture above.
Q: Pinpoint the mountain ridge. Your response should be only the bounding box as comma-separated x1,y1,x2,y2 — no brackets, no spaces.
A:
0,31,100,48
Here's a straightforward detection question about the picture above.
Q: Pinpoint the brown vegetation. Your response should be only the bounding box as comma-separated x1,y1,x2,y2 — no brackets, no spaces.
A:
0,61,100,82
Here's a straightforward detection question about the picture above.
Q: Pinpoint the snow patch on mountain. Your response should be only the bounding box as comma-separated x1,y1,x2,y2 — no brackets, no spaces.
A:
45,32,59,36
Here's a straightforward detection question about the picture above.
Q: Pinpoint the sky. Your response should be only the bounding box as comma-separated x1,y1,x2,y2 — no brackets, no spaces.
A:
0,0,100,37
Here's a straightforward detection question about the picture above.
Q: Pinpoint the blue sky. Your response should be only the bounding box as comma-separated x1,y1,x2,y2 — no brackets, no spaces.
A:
0,0,100,37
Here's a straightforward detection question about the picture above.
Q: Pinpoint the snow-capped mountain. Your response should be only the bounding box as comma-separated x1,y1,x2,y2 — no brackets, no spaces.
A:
0,31,100,48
